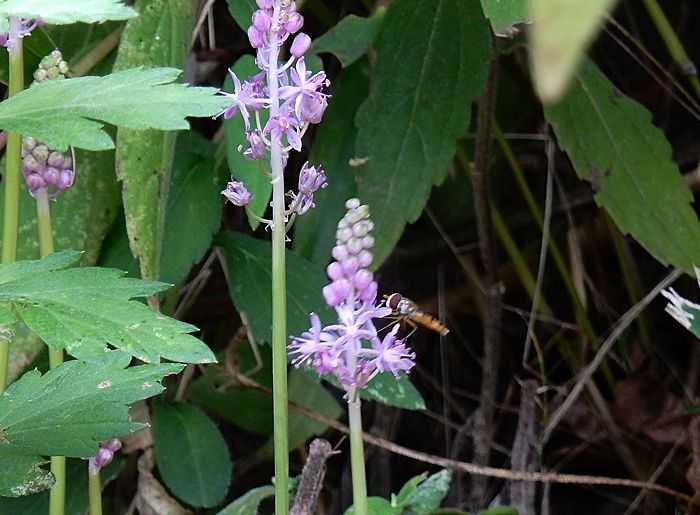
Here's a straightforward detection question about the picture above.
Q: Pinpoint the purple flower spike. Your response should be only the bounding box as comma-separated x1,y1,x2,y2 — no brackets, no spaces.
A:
222,179,253,206
289,199,415,395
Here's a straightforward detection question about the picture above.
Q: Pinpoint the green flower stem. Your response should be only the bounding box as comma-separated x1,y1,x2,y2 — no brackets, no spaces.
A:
88,469,103,515
266,16,289,515
0,18,25,394
36,188,67,515
348,397,368,515
641,0,700,99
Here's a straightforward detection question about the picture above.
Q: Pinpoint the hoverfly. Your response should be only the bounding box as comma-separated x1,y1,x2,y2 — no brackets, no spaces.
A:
385,293,449,336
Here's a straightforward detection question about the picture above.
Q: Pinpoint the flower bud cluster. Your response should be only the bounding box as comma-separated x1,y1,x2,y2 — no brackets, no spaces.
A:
289,200,415,393
22,50,75,198
219,0,329,217
88,439,122,475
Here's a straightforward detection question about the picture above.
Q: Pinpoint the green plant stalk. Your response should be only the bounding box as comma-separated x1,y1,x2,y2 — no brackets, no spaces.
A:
266,17,289,515
348,397,368,515
88,469,103,515
36,189,67,515
0,18,24,394
641,0,700,99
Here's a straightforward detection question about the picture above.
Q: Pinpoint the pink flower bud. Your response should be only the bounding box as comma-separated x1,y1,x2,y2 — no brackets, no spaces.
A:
327,262,344,281
285,12,303,34
248,26,264,49
290,33,311,57
256,0,273,8
252,10,272,32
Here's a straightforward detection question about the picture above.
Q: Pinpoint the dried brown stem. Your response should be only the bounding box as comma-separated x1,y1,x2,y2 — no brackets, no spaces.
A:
290,439,336,515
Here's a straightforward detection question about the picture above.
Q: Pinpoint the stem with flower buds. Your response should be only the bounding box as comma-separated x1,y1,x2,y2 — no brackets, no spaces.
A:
348,396,368,515
0,17,24,394
267,12,290,515
36,188,68,515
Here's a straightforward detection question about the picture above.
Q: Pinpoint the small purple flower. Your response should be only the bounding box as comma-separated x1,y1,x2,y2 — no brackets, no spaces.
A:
88,439,121,475
222,179,253,206
2,18,39,50
220,70,267,129
264,106,302,150
243,130,266,160
279,58,329,122
289,199,415,394
290,33,311,57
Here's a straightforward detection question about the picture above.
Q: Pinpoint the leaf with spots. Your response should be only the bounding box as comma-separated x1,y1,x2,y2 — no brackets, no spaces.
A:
354,0,491,267
0,352,182,497
0,251,215,363
113,0,196,281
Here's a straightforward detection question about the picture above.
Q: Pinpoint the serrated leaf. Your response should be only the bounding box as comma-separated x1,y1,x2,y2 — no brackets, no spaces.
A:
152,402,232,508
0,457,122,511
529,0,619,102
355,0,491,267
0,67,227,151
311,14,384,68
294,62,365,264
0,353,182,495
113,0,195,281
481,0,529,36
160,133,223,284
216,485,274,515
360,371,425,410
224,56,271,230
545,59,700,274
225,0,256,32
0,251,216,363
402,470,452,514
216,231,334,344
0,0,136,25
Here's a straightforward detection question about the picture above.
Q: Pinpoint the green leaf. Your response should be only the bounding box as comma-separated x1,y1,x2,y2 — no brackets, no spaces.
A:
360,371,425,410
311,14,384,68
152,402,232,508
480,0,529,36
294,62,365,264
344,497,401,515
225,0,256,32
0,456,53,498
216,485,275,515
478,508,518,515
0,458,122,510
393,473,427,507
0,251,216,363
0,0,136,25
0,67,227,151
160,132,223,284
545,59,700,274
355,0,491,267
113,0,196,281
216,231,334,344
402,470,452,514
0,353,182,495
224,55,271,230
529,0,619,102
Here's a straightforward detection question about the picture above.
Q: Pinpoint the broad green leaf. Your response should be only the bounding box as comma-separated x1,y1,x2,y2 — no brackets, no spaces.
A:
344,497,401,515
216,485,274,515
0,67,227,152
224,55,271,230
0,251,215,363
0,353,182,495
216,231,333,344
481,0,529,36
529,0,619,102
0,458,122,510
114,0,195,281
98,211,142,278
545,59,700,274
152,402,232,508
0,456,53,498
226,0,256,32
294,62,365,264
160,133,223,284
360,371,425,410
311,14,384,68
402,470,452,514
478,508,518,515
355,0,491,267
0,0,136,25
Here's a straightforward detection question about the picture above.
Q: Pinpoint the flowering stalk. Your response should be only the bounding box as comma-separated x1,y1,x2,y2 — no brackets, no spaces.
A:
0,17,26,394
289,199,416,514
220,1,329,512
87,439,121,515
